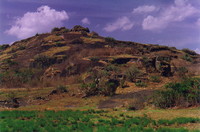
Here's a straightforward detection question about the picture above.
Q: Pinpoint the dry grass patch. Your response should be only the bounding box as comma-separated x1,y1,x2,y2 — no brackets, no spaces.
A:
81,37,104,44
0,54,12,61
44,35,64,42
41,46,70,56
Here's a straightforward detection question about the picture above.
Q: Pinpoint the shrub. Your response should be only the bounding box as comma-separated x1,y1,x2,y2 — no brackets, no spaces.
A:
182,48,198,55
153,77,200,108
125,66,142,82
12,53,18,58
141,57,153,72
49,85,68,95
6,91,17,99
18,45,26,50
51,27,69,35
71,25,90,33
56,85,68,92
14,68,34,83
89,57,100,62
0,44,10,50
3,59,18,66
60,27,70,33
81,78,119,97
150,45,170,52
105,37,116,43
81,31,88,36
81,83,98,97
51,27,60,33
105,64,119,72
141,56,149,66
182,54,193,62
150,75,161,83
0,73,3,84
56,85,68,93
99,79,119,96
153,90,176,108
0,68,37,87
30,55,56,68
135,80,147,87
177,67,188,78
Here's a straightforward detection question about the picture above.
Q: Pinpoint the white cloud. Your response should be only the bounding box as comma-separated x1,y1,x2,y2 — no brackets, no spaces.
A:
132,5,158,14
194,48,200,54
81,17,90,25
142,0,198,31
104,16,134,32
197,18,200,26
6,5,69,39
174,0,187,6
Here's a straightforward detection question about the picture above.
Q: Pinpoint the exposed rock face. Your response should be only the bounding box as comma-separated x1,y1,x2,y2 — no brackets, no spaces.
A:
43,67,61,78
160,61,173,77
142,56,173,76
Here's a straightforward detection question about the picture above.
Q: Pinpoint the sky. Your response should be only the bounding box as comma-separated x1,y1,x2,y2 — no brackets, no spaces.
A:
0,0,200,53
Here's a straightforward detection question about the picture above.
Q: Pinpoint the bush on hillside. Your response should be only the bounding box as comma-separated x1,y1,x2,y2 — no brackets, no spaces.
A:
30,55,56,68
0,68,36,87
71,25,90,33
89,57,100,62
182,48,198,55
81,83,98,97
182,54,193,62
125,66,142,82
50,85,68,95
0,44,10,50
3,59,18,66
135,80,147,87
51,27,69,35
81,79,119,97
153,77,200,108
18,45,26,50
105,64,119,72
99,79,119,96
150,75,161,83
56,85,68,93
105,37,116,43
51,27,60,33
80,69,120,97
177,67,188,78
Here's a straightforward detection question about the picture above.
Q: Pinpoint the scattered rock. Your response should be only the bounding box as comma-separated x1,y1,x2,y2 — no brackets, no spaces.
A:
0,98,26,108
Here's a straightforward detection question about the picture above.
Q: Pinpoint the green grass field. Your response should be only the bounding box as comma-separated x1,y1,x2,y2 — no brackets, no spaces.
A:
0,110,200,132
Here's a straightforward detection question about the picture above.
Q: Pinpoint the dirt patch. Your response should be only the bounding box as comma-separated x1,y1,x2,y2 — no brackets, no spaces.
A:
98,90,154,109
98,100,123,109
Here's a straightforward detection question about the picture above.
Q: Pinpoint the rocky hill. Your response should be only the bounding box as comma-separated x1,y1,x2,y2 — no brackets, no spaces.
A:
0,25,199,89
0,25,200,110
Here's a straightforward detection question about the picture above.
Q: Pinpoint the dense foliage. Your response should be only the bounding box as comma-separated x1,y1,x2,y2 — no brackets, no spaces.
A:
153,77,200,108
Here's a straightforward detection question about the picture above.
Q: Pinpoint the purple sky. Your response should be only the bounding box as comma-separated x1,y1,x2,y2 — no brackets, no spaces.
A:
0,0,200,53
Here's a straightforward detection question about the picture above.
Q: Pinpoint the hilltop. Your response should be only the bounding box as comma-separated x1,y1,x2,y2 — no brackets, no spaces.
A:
0,25,199,110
